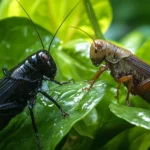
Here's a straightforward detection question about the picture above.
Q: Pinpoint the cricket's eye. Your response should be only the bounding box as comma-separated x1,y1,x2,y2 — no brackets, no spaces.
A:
39,52,49,63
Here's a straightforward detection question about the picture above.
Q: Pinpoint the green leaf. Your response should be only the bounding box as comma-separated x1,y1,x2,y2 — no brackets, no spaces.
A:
55,39,98,81
83,0,104,39
0,81,106,150
0,0,112,41
129,131,150,150
82,0,112,40
100,127,149,150
109,103,150,130
136,39,150,64
74,108,99,139
61,128,93,150
120,26,150,54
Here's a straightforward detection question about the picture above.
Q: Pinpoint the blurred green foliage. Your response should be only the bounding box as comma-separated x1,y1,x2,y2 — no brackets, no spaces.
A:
0,0,150,150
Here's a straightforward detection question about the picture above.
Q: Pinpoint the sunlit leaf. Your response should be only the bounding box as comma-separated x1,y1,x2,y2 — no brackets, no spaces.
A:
0,0,112,41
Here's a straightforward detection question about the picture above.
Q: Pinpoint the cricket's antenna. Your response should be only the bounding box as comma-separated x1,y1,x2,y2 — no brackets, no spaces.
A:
16,0,45,49
70,26,96,45
48,1,80,52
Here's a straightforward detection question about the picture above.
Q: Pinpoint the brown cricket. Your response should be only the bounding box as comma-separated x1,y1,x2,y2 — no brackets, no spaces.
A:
88,39,150,105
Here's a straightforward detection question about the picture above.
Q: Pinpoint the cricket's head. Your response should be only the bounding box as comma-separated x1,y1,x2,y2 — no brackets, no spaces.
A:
30,50,57,79
90,40,106,66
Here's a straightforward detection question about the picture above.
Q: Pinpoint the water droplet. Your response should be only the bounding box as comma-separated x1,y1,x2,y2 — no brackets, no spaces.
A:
74,93,84,103
82,103,88,110
42,101,47,106
48,104,54,108
45,36,50,42
138,112,150,122
138,112,144,116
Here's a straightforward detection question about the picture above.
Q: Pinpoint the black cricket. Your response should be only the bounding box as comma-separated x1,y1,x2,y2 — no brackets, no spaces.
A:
0,0,77,148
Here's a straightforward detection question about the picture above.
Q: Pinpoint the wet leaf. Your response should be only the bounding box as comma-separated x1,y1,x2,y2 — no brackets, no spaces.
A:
0,81,106,150
109,103,150,130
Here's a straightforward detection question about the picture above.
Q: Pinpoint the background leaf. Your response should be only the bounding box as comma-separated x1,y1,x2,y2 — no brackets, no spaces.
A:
0,0,112,41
